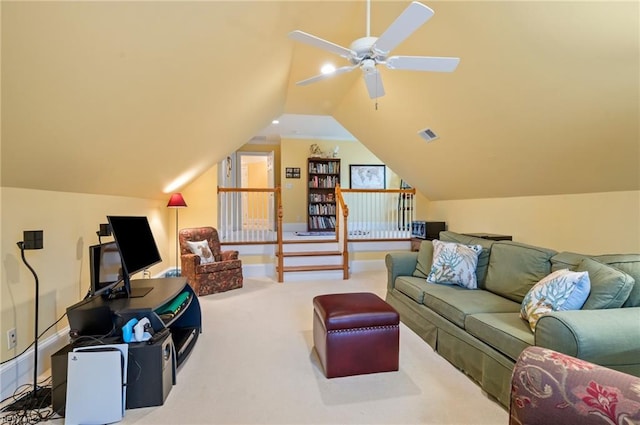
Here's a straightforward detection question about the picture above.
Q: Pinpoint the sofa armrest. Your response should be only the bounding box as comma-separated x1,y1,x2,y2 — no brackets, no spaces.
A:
510,346,640,425
385,252,418,290
535,307,640,370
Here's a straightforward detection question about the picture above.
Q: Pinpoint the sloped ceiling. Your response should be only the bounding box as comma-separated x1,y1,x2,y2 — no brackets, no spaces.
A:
2,1,638,201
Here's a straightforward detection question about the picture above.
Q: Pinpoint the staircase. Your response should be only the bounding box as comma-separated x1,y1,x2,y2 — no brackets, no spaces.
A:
276,238,348,281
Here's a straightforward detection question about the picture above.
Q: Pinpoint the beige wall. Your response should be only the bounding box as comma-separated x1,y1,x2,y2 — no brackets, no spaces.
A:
424,191,640,254
0,187,169,362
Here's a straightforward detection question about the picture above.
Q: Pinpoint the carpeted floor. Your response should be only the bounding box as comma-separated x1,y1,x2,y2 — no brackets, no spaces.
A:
83,271,508,424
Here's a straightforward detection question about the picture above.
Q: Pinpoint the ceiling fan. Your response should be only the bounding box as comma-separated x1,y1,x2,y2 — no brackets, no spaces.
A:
288,1,460,99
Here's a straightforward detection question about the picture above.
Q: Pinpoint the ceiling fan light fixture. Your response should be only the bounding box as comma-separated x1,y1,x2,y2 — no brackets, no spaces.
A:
321,63,336,74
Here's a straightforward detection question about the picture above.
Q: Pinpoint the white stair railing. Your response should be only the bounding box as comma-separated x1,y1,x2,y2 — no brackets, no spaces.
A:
217,187,278,243
217,187,415,243
340,188,415,240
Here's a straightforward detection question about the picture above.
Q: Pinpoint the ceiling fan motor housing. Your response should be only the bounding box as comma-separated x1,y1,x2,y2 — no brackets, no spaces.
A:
349,36,384,64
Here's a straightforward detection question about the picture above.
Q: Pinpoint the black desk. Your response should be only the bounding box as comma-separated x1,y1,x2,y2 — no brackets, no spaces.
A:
55,278,201,414
67,278,201,364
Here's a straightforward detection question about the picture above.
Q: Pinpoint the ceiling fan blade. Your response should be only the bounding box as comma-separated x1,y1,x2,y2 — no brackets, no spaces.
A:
288,30,355,59
296,65,358,86
363,69,385,99
372,2,434,56
386,56,460,72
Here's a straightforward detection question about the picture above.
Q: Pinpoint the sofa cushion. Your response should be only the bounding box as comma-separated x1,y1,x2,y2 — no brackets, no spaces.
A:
550,251,587,272
395,276,430,303
484,241,557,303
520,269,591,331
422,286,521,328
465,313,534,361
551,252,640,307
439,231,496,289
593,254,640,307
426,240,483,289
577,257,635,309
412,240,434,278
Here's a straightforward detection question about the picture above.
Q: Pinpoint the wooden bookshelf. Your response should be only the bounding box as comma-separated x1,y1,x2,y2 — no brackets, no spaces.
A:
307,157,340,232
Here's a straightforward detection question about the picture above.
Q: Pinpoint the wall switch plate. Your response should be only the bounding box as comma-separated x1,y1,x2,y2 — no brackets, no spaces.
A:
7,328,16,350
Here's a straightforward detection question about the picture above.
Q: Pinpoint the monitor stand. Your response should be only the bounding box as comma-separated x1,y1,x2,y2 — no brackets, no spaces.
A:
129,287,153,298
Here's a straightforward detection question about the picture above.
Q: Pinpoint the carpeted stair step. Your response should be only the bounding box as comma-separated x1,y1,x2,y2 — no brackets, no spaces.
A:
279,264,346,272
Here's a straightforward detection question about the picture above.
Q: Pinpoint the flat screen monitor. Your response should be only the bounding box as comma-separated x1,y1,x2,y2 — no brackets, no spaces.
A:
89,242,123,297
106,215,161,298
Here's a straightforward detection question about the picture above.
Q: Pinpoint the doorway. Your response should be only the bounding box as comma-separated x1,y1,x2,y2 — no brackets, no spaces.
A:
218,151,275,233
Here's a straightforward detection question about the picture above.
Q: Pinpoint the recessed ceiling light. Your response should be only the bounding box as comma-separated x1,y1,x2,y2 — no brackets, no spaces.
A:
321,63,336,74
272,120,280,125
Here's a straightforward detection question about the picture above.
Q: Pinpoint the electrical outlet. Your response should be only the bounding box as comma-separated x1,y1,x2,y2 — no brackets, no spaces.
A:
7,328,17,350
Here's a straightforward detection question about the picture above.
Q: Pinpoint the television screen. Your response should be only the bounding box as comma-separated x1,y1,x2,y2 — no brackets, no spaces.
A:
106,216,162,297
89,242,123,297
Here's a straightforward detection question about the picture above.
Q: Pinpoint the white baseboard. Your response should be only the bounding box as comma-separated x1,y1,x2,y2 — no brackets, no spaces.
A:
0,327,70,401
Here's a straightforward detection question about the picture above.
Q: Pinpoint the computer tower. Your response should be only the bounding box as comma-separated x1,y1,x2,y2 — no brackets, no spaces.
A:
125,332,175,409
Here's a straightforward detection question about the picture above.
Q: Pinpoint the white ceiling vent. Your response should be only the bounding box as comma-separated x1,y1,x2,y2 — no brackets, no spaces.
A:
418,127,439,143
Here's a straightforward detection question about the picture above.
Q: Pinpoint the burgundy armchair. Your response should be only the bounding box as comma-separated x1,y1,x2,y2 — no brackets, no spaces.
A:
179,227,243,296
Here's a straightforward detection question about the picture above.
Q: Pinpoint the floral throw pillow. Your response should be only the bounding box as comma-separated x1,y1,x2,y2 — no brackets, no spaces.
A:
426,240,483,289
520,269,591,332
186,240,215,264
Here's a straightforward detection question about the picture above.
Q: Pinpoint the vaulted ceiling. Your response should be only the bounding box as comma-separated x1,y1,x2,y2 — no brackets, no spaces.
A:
2,1,638,201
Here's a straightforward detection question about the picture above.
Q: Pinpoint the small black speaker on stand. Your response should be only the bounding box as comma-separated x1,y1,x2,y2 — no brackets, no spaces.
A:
4,230,51,412
22,230,44,250
97,223,111,244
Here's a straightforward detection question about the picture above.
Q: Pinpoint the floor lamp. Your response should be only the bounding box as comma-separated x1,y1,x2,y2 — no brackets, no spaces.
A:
167,193,187,275
5,230,51,412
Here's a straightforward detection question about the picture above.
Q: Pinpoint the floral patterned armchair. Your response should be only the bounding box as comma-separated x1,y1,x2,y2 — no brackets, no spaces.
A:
179,227,243,296
510,346,640,425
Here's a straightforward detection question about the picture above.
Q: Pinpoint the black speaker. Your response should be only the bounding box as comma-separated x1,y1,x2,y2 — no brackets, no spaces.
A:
126,333,175,409
98,224,112,237
23,230,43,250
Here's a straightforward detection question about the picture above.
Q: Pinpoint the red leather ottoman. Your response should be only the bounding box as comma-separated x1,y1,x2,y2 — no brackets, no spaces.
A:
313,292,400,378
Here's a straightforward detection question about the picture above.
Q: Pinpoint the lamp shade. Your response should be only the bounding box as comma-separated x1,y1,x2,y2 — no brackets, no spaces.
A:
167,193,188,208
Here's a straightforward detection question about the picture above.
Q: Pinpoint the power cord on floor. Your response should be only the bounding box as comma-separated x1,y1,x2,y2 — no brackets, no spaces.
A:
0,313,68,424
0,377,56,425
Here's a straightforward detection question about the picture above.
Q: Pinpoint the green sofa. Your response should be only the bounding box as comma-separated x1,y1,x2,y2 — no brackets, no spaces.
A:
385,231,640,407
